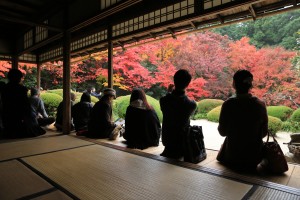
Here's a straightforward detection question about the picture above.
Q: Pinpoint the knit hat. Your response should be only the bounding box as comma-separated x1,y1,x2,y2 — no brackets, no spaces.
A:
103,88,116,99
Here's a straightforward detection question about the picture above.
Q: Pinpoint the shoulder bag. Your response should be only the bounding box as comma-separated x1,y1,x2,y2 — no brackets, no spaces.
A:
184,125,207,164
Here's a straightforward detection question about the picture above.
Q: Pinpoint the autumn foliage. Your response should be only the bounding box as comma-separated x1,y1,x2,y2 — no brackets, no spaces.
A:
0,31,299,107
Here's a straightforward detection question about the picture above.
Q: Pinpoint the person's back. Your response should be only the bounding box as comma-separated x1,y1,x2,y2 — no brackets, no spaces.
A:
160,69,196,159
72,93,92,131
55,93,76,131
29,88,55,127
88,89,116,138
217,70,268,171
1,69,31,138
124,89,161,149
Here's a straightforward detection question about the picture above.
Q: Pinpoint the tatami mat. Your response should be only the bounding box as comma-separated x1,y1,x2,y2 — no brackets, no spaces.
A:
0,135,93,161
31,190,73,200
0,160,53,200
23,145,252,200
249,186,300,199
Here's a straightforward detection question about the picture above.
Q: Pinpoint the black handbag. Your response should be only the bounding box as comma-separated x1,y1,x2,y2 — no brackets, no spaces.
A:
184,125,207,164
263,131,288,174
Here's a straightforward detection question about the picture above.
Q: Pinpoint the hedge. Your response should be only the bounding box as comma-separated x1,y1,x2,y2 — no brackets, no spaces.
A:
267,106,293,121
291,108,300,122
268,116,282,136
207,106,222,122
113,95,163,123
47,89,98,104
197,99,224,114
40,92,63,117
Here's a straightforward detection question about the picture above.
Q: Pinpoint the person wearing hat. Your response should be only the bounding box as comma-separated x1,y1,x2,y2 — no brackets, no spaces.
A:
87,88,118,139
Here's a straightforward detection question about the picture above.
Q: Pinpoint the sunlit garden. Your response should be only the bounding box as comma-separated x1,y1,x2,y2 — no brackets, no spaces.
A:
1,10,300,136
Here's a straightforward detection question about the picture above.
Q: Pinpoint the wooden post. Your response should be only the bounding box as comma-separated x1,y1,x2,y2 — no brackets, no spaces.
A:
36,55,41,90
107,25,113,88
62,4,71,134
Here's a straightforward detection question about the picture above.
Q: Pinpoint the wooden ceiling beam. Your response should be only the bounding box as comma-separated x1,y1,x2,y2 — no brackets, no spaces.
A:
0,14,63,32
249,5,257,21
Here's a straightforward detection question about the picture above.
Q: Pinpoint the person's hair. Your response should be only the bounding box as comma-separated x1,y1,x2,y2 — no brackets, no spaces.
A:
7,69,23,83
80,92,91,103
174,69,192,90
30,87,40,96
233,69,253,94
130,88,152,110
71,92,76,101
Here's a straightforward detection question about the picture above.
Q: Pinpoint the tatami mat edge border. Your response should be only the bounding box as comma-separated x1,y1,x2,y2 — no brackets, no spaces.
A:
74,136,300,196
17,158,79,200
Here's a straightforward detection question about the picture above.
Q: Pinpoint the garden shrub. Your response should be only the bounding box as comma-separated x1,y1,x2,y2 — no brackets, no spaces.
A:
47,89,63,97
282,121,300,133
291,108,300,122
197,99,224,114
40,92,63,116
267,106,293,121
192,113,207,120
113,95,163,122
207,106,222,122
268,116,282,136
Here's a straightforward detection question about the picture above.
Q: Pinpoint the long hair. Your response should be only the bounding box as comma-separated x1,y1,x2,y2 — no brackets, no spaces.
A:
130,88,152,110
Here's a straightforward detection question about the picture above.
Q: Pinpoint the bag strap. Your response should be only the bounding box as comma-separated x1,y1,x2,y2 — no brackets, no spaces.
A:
266,131,278,143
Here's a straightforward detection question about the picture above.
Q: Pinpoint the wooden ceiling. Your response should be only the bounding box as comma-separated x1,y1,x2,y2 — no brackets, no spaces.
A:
0,0,299,63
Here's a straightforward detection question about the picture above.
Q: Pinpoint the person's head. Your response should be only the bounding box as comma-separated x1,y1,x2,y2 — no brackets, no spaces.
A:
101,88,116,102
233,69,253,94
174,69,192,90
87,86,95,94
71,92,76,102
130,88,152,110
80,92,91,103
30,87,40,96
7,69,23,83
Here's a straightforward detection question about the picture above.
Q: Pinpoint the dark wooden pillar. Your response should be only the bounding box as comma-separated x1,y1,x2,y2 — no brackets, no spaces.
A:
107,26,113,88
62,4,71,134
11,55,19,69
36,55,41,90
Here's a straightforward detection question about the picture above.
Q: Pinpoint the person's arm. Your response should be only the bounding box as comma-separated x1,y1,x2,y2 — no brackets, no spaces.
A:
218,102,229,137
261,102,268,138
38,99,48,118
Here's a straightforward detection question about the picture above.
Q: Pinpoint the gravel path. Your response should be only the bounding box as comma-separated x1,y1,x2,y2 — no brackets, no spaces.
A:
191,119,292,154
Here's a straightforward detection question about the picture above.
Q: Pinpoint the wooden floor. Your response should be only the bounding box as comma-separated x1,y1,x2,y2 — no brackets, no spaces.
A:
0,131,300,200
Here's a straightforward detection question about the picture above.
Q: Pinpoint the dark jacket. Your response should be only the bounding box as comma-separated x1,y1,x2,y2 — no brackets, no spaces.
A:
29,96,48,118
124,105,161,149
88,99,115,138
72,102,93,131
160,90,196,158
217,94,268,170
2,82,44,138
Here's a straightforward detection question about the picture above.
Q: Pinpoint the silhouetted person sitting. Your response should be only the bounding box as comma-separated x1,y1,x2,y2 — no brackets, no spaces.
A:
123,88,161,149
160,69,197,159
55,93,76,131
72,92,93,132
29,88,55,127
217,70,268,172
1,69,45,138
87,88,117,139
0,81,6,136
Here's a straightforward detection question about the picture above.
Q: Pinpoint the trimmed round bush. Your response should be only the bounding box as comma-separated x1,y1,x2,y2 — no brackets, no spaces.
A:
47,89,63,97
291,109,300,122
268,116,282,136
113,95,163,123
207,106,222,122
192,113,207,120
197,99,224,114
267,106,293,121
40,92,63,116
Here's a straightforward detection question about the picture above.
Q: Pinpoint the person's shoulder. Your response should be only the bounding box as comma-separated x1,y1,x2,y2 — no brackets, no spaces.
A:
251,96,266,107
